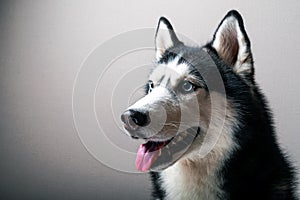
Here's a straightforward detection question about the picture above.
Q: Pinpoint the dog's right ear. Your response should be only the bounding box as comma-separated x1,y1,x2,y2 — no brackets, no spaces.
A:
155,17,182,60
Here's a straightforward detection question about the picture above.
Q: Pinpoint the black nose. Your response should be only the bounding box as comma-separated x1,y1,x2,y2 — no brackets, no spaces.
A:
121,109,149,130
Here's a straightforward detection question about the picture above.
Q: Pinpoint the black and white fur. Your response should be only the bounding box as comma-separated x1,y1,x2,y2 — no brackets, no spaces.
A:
121,10,297,200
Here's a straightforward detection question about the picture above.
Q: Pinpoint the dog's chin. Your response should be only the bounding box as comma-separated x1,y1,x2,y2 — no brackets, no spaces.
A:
136,127,200,172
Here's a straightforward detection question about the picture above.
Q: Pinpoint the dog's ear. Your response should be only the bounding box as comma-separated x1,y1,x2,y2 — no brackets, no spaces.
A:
155,17,182,60
211,10,254,83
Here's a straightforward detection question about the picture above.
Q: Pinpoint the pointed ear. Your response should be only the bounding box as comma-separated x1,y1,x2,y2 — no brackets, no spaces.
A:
155,17,182,60
211,10,254,82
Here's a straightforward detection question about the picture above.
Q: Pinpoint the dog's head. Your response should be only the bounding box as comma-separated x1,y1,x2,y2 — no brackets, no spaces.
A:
121,10,254,172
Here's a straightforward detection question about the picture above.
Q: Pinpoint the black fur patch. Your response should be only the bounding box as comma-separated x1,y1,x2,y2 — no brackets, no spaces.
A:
150,172,166,199
207,46,297,200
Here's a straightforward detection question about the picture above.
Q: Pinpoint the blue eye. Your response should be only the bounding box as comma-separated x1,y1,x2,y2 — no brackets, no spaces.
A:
181,81,194,93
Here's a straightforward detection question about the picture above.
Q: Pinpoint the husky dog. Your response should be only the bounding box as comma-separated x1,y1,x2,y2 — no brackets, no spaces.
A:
121,10,297,200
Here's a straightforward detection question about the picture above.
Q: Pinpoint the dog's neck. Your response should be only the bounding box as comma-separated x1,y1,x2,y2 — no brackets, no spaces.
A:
158,105,238,200
159,150,225,200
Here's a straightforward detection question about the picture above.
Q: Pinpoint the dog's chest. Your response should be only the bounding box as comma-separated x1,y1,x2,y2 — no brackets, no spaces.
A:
159,160,223,200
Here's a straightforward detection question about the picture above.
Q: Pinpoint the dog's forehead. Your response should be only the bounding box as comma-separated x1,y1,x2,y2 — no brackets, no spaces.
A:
149,56,191,87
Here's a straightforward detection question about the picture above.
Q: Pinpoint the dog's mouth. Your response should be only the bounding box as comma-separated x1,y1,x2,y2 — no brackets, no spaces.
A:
135,138,173,172
135,127,200,172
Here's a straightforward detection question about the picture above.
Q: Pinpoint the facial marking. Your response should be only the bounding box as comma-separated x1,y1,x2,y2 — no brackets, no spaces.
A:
150,56,190,90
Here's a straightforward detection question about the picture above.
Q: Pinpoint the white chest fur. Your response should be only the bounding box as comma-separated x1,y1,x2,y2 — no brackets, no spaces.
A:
159,157,224,200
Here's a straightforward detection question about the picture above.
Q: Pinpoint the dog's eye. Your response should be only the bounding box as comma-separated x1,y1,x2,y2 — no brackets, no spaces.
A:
148,81,154,93
181,81,194,93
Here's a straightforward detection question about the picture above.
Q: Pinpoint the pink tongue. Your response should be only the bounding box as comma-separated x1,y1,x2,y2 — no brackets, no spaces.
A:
135,144,160,172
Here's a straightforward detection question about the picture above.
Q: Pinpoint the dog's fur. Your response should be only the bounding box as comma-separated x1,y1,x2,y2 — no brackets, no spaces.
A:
121,10,297,199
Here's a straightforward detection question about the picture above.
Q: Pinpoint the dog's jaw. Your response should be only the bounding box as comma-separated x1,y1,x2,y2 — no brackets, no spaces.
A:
136,139,171,172
135,127,201,172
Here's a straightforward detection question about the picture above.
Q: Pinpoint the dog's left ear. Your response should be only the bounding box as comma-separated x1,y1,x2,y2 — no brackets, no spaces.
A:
155,17,182,60
211,10,254,83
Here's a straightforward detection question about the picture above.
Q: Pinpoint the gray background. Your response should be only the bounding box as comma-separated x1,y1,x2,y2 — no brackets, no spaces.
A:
1,0,299,199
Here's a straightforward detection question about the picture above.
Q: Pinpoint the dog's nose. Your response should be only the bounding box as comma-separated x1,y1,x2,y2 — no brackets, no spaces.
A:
121,109,149,131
